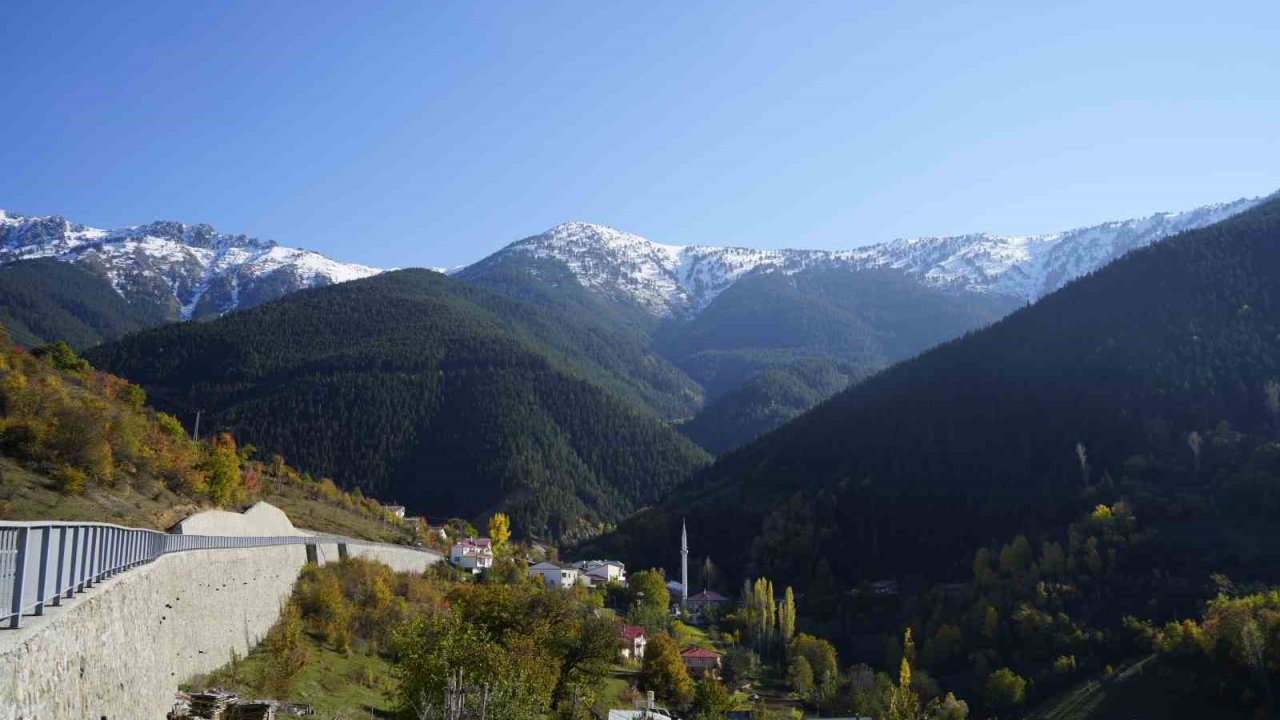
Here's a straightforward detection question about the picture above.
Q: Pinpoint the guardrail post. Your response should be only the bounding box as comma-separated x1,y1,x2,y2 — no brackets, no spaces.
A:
75,527,87,592
65,526,79,598
103,529,112,577
110,528,120,575
8,527,29,629
86,527,99,588
34,527,50,616
52,526,67,606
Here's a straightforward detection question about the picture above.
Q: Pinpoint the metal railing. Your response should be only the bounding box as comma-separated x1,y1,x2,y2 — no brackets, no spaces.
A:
0,521,436,629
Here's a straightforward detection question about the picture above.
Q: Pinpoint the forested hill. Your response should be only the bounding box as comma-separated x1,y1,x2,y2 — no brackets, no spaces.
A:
584,191,1280,587
85,269,710,539
676,358,862,455
0,259,166,348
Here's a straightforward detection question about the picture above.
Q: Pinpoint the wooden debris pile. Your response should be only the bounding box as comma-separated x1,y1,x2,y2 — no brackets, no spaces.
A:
171,691,314,720
189,690,237,719
230,700,276,720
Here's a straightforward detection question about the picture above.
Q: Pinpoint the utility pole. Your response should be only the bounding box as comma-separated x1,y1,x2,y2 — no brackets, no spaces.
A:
192,409,203,441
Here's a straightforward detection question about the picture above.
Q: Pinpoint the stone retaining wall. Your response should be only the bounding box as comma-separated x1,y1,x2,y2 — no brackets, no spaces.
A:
0,503,439,720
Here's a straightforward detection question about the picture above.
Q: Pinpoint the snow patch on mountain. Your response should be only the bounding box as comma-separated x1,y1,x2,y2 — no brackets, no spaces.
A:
501,196,1264,318
0,211,382,320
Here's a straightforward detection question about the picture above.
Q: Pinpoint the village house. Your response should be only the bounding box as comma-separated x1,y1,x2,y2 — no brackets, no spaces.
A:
383,504,406,520
665,580,685,599
406,517,448,540
574,559,627,587
449,537,493,574
528,560,582,589
619,624,647,661
679,646,721,679
685,589,730,615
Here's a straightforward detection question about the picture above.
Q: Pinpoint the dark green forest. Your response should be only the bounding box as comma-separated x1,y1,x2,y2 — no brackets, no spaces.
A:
591,192,1280,586
85,269,709,539
576,193,1280,715
655,267,1016,401
0,259,166,348
678,357,863,454
457,252,704,419
462,250,1016,450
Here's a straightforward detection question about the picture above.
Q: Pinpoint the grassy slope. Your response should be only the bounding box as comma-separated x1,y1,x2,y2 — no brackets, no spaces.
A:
1026,655,1242,720
0,457,412,543
184,632,397,719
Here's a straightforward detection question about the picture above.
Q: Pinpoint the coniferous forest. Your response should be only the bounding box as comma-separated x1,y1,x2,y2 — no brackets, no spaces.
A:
85,269,710,540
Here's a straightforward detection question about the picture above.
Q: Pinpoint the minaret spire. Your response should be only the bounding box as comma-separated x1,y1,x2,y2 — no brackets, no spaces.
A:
681,519,689,604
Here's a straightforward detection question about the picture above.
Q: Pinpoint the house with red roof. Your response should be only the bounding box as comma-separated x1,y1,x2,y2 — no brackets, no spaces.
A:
449,537,493,573
679,646,721,679
685,589,730,617
619,625,647,661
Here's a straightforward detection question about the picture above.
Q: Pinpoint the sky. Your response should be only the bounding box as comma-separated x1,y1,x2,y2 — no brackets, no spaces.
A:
2,1,1278,269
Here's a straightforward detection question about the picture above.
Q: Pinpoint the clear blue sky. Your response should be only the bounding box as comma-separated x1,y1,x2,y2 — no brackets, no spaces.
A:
2,1,1277,268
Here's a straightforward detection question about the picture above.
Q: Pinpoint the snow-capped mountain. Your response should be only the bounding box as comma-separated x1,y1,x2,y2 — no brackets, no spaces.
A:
0,210,382,320
492,195,1265,319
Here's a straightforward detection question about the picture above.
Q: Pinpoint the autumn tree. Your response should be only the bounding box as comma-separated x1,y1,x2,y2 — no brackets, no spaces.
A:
641,630,693,706
742,577,777,654
264,602,308,694
788,655,815,699
931,692,969,720
488,512,511,551
778,586,797,650
985,668,1027,710
691,676,735,720
202,433,243,506
887,629,922,720
393,610,554,720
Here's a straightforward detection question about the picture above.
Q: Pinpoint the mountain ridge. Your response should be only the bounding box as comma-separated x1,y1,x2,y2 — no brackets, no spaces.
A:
487,195,1264,320
0,209,381,322
580,191,1280,588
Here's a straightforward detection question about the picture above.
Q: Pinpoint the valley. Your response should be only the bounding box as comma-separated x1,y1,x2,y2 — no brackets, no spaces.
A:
6,190,1280,719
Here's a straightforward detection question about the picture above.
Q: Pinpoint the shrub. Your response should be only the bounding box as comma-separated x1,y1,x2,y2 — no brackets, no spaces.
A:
52,466,89,496
984,668,1027,709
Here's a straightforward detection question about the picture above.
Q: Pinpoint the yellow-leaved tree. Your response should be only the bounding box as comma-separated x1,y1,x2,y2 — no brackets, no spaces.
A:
489,512,511,551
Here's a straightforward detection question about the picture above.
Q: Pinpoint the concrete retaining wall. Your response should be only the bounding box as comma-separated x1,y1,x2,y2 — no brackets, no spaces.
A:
0,503,439,720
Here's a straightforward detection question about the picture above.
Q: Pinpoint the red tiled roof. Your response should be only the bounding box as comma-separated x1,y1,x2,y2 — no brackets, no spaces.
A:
680,646,721,659
620,625,647,640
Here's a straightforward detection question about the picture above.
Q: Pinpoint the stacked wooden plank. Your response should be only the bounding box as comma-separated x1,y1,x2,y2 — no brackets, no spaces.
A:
188,690,237,719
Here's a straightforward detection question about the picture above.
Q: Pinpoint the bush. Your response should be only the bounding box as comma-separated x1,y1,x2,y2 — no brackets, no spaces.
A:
984,668,1027,709
52,466,89,495
0,418,45,460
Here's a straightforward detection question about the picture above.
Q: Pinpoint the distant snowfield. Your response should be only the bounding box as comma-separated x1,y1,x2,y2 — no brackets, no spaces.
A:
504,196,1264,318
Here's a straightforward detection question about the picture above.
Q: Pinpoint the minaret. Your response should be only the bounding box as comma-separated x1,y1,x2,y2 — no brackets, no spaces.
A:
681,519,689,604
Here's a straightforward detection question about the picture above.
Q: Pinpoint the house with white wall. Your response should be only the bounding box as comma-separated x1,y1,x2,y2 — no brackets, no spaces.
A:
528,560,581,589
449,537,493,573
575,559,627,587
620,625,647,661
